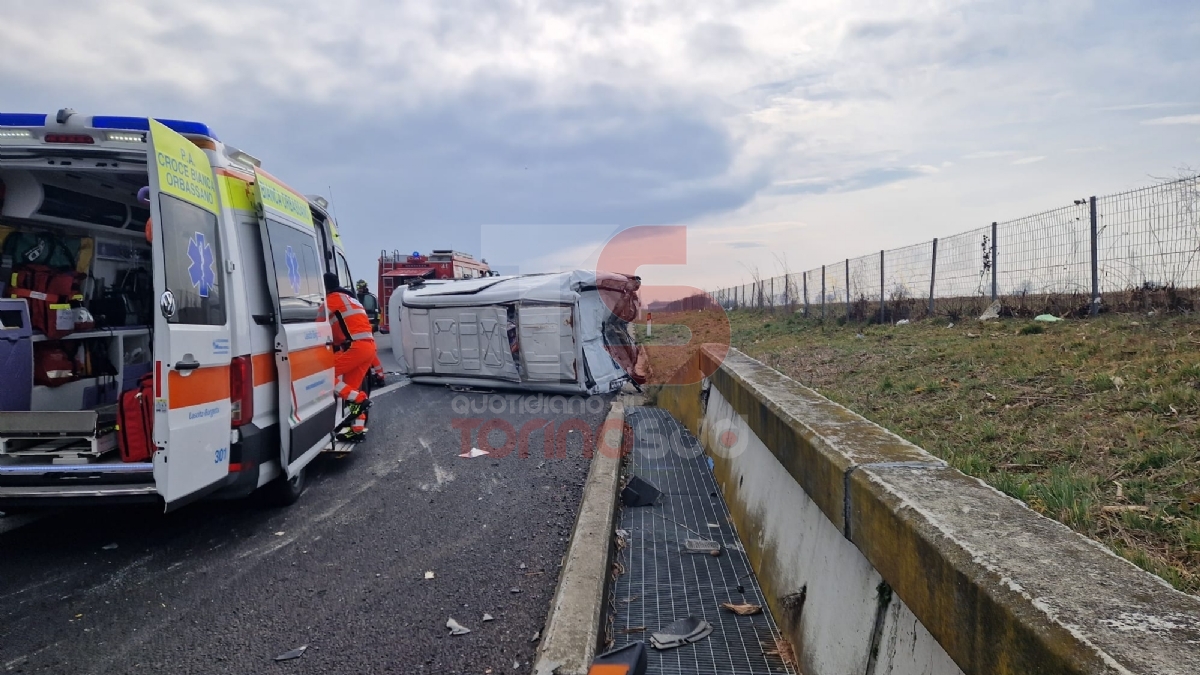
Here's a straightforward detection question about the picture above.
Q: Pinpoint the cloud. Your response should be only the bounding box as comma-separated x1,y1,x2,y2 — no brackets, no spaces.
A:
687,22,751,63
2,0,1198,291
768,167,930,195
1143,115,1200,125
964,151,1020,160
844,18,916,41
1100,102,1195,111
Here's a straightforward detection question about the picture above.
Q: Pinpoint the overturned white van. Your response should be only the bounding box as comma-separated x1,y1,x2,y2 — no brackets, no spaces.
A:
390,271,645,394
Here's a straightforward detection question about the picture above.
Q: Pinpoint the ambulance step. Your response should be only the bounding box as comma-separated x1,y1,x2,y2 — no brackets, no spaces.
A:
322,439,359,454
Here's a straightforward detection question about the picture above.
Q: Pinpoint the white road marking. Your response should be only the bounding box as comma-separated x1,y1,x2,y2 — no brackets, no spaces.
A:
372,378,411,399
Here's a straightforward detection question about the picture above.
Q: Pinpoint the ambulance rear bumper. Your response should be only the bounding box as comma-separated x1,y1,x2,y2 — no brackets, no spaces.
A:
0,462,159,505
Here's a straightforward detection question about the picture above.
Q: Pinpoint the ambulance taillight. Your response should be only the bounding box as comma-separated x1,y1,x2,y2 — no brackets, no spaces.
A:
230,355,254,427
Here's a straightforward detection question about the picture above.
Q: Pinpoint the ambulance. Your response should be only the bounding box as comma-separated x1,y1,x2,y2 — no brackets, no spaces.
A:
0,109,354,510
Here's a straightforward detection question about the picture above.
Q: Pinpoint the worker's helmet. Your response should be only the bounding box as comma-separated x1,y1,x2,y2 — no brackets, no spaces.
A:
356,279,369,293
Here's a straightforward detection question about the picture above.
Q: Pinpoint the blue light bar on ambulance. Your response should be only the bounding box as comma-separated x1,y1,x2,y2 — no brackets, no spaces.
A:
91,116,218,140
0,113,48,126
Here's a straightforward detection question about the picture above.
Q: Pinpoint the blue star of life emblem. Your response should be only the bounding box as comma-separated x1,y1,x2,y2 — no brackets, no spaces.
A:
285,246,302,294
187,232,216,298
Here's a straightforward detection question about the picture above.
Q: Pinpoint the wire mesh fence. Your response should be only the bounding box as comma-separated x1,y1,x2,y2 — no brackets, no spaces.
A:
714,175,1200,321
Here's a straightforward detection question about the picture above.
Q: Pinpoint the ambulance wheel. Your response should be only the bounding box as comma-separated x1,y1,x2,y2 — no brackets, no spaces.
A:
264,466,307,507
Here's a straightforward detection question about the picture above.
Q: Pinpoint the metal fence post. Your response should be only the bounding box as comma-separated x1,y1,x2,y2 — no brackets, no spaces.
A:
803,272,809,317
770,277,775,311
821,265,826,320
842,259,848,320
929,238,938,317
1090,196,1100,316
879,249,886,324
991,221,998,302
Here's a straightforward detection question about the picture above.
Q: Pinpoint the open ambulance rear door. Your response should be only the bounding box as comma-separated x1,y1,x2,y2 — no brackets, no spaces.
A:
147,120,233,510
252,170,336,479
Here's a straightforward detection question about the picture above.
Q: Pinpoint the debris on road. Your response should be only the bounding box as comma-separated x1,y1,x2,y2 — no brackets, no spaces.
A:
530,630,540,642
721,602,763,616
764,637,798,668
683,538,721,555
101,543,118,550
979,300,1001,321
896,319,910,325
424,571,435,580
459,447,490,458
446,618,472,636
510,587,522,593
621,476,661,507
1035,314,1064,322
273,645,307,661
650,617,713,649
483,613,494,622
592,643,648,674
274,531,285,536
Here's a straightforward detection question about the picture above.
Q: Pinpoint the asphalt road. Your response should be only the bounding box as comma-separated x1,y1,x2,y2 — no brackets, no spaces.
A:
0,348,609,674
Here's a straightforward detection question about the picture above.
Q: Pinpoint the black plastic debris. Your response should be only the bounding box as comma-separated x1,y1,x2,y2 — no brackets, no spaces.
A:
621,476,661,507
591,642,647,674
650,617,713,650
273,645,307,662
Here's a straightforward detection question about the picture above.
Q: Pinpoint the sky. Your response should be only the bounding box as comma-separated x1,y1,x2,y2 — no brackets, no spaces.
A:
2,0,1198,300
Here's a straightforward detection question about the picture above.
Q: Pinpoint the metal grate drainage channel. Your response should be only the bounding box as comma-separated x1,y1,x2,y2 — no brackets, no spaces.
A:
610,407,795,675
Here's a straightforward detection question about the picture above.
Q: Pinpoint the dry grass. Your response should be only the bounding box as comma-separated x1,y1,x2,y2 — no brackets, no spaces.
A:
634,310,731,385
647,308,1200,595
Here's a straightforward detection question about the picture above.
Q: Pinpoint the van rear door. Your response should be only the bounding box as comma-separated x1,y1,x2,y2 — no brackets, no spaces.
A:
252,170,336,478
146,120,233,509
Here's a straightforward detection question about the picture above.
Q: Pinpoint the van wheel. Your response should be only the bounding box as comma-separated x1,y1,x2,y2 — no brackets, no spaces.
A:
263,467,306,507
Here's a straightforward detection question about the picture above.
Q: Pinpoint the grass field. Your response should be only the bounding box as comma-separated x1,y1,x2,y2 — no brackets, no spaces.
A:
639,309,1200,595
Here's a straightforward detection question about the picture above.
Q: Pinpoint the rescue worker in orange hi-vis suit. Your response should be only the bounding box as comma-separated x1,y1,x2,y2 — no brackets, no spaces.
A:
355,278,386,386
324,272,376,441
370,354,385,387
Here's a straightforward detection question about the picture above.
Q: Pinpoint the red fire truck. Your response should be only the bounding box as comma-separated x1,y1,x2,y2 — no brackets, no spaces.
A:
377,249,492,333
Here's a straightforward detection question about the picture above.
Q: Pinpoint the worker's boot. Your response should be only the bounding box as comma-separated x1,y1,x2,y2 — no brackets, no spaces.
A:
336,400,370,443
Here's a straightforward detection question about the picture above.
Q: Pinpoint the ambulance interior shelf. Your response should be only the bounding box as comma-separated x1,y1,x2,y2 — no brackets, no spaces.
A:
0,318,151,464
30,327,151,412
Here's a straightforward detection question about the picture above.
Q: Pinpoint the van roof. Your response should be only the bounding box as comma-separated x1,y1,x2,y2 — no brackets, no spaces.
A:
0,113,217,140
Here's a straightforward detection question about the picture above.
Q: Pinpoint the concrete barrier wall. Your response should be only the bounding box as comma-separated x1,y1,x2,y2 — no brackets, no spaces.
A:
656,345,1200,675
